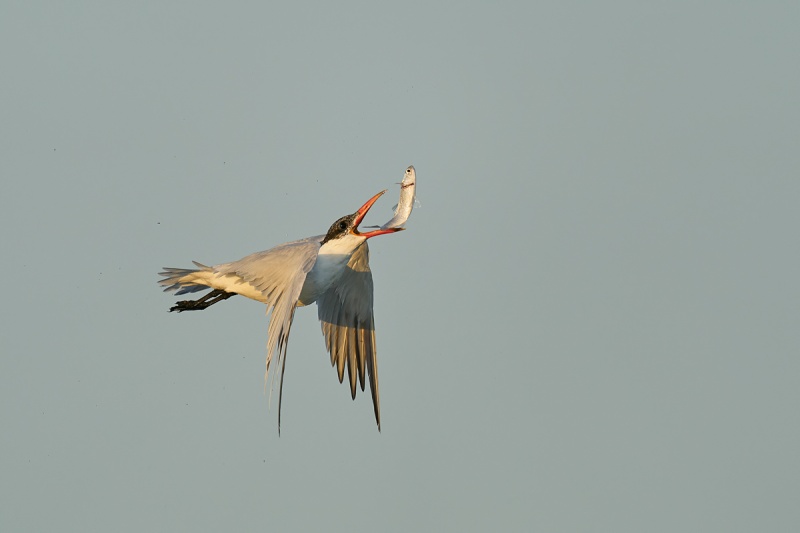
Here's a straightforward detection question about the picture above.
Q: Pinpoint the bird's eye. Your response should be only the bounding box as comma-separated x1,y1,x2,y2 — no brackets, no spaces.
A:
339,221,348,230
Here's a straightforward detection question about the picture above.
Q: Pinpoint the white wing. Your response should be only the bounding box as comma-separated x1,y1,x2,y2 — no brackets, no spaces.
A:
215,237,321,431
316,242,381,429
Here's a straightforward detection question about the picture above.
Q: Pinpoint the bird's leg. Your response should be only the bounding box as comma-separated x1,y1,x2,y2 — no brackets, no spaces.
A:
169,289,236,312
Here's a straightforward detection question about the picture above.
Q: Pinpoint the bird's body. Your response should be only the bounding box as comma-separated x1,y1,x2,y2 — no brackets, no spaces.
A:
159,189,405,431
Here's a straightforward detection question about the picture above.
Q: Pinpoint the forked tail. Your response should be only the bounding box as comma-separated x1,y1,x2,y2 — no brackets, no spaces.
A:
158,261,236,312
158,261,214,295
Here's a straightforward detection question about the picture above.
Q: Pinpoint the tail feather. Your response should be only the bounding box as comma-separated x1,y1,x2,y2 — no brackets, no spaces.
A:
158,262,214,295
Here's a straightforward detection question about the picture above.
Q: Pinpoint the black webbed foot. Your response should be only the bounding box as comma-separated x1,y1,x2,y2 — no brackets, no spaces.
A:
169,289,236,312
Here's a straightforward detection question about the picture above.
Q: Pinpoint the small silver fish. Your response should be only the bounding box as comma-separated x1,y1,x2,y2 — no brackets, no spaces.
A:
381,166,417,229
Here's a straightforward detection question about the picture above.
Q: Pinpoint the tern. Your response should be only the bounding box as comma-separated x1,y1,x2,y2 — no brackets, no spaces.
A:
158,190,404,431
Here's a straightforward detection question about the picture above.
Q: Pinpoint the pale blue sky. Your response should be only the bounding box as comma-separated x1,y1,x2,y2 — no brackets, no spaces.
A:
1,2,799,532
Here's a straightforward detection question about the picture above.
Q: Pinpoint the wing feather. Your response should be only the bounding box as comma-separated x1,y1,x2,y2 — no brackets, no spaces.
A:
215,237,320,432
316,242,381,429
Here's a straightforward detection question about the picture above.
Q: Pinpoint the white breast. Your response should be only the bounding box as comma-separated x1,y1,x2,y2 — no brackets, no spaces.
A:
297,234,366,305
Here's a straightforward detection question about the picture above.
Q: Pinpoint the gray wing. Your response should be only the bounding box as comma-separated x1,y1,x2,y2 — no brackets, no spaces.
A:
215,237,321,431
316,242,381,430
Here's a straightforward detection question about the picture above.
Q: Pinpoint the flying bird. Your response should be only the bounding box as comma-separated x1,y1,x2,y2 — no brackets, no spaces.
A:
158,187,409,432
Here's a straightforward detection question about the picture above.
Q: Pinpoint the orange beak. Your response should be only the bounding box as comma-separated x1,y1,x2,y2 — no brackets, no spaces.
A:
353,190,405,238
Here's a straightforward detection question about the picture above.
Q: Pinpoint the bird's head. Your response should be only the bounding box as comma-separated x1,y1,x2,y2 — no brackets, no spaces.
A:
320,190,404,246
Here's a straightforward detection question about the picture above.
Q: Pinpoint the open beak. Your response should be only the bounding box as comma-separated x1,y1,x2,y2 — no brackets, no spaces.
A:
353,190,405,238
